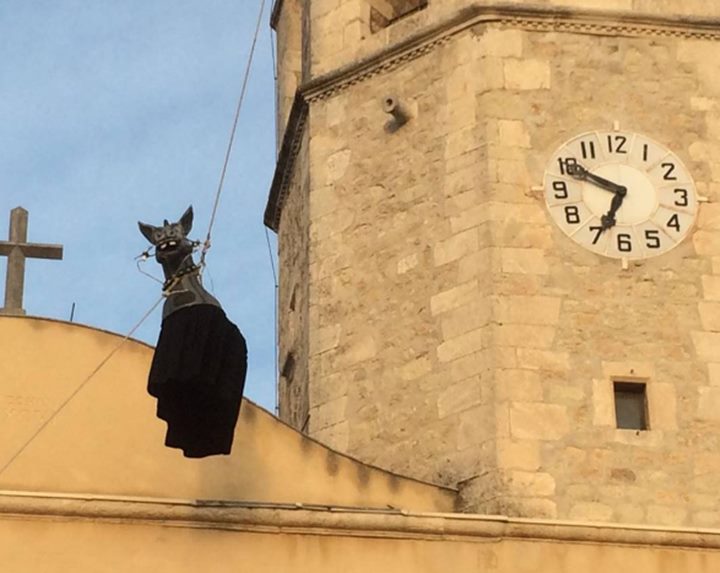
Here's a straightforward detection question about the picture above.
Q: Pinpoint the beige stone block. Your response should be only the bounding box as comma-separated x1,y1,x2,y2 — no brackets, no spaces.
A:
444,127,480,159
457,408,483,450
501,248,549,274
441,301,490,340
508,471,555,497
702,275,720,300
496,402,511,438
496,159,529,185
448,352,486,382
615,504,645,524
569,502,613,522
310,186,340,218
437,328,485,363
646,505,688,526
310,323,341,355
504,59,551,91
488,202,547,224
699,301,720,331
475,28,523,58
509,402,569,440
430,280,479,315
497,439,541,470
693,230,720,255
312,420,349,451
458,250,490,282
510,497,558,519
494,324,556,349
613,429,664,447
691,331,720,360
692,511,720,528
397,252,419,275
601,360,655,380
648,383,677,430
496,369,542,402
516,349,570,372
310,396,347,430
325,94,347,127
691,96,717,111
709,363,720,385
494,296,562,325
398,355,432,381
593,378,616,427
311,372,349,407
697,386,720,421
434,229,479,266
450,205,489,233
324,149,352,184
498,119,531,149
437,380,480,419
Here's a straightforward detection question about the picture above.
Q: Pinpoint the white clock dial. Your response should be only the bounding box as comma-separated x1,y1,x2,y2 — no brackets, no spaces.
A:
544,130,699,260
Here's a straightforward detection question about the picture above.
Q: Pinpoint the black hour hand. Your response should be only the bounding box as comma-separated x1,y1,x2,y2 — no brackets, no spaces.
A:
568,164,626,195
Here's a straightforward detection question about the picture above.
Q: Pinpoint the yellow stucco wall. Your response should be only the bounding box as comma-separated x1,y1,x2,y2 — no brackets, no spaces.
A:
0,316,454,511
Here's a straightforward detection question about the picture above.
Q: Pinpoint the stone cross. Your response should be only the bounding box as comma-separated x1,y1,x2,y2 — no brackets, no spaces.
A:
0,207,63,316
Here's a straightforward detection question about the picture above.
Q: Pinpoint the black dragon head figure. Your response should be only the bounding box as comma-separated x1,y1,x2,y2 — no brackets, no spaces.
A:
138,206,196,274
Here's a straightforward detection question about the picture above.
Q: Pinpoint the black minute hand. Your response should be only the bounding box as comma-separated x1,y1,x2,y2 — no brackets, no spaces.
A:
568,164,625,194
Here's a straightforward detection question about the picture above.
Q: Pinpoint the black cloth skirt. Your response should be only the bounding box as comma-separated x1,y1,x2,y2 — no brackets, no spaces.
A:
148,304,247,458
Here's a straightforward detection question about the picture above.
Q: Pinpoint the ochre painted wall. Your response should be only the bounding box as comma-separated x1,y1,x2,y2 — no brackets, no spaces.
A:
0,316,454,512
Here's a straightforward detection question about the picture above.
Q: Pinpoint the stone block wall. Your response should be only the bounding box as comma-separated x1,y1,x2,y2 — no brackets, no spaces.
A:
273,2,720,527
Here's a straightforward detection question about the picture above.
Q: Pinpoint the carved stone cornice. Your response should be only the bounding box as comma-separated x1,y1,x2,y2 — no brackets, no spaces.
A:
264,92,308,231
264,3,720,231
303,4,720,102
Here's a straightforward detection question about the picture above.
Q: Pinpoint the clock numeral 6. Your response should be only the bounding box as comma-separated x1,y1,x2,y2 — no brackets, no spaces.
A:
552,181,569,199
617,233,633,253
645,230,661,249
564,205,580,225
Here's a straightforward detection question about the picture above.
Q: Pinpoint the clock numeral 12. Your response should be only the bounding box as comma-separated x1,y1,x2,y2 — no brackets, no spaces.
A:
607,135,628,154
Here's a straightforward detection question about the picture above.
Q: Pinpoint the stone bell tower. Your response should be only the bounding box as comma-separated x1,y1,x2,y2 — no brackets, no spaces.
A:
266,0,720,527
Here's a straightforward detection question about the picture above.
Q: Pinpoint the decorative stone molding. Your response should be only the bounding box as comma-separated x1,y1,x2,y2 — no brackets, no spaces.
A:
264,3,720,231
3,490,720,549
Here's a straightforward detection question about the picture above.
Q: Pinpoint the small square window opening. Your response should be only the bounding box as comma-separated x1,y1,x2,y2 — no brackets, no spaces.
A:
613,381,648,430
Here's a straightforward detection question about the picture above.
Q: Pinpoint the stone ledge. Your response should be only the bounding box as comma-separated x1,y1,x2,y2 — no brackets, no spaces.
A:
3,491,720,549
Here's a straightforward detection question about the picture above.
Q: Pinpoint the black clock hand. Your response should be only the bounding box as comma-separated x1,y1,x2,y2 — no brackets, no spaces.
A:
601,189,627,230
568,163,625,195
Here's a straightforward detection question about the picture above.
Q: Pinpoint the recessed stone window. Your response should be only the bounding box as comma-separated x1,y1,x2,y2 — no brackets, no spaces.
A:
613,381,648,430
369,0,427,32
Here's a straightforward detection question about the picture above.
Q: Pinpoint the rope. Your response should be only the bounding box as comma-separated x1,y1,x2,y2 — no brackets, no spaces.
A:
200,0,268,268
0,274,183,479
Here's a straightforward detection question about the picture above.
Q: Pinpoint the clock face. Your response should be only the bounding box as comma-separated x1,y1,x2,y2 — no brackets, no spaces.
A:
544,130,699,259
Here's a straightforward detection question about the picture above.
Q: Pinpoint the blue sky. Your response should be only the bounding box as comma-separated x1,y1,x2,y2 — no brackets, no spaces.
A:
0,1,279,410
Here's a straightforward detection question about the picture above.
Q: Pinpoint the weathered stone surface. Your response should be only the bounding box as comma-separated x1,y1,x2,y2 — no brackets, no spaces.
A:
509,403,569,440
275,5,720,529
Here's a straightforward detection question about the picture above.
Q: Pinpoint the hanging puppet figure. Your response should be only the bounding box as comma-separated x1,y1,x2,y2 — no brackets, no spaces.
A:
138,206,247,458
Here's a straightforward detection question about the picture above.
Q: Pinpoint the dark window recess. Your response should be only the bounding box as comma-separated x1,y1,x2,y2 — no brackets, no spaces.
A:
613,381,648,430
369,0,427,32
281,352,296,382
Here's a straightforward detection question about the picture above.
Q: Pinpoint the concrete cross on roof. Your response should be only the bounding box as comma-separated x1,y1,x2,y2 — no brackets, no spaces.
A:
0,207,63,316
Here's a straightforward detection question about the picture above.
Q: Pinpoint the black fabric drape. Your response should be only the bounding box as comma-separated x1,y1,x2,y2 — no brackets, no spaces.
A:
148,304,247,458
